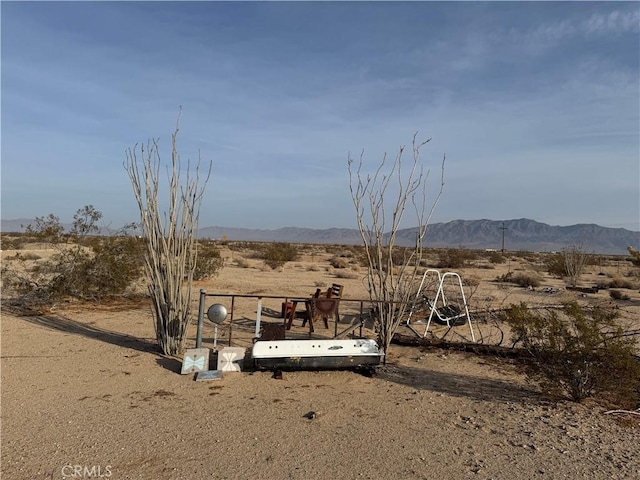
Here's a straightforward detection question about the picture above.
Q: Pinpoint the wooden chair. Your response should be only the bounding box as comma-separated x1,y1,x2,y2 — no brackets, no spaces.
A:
328,283,344,298
303,284,344,334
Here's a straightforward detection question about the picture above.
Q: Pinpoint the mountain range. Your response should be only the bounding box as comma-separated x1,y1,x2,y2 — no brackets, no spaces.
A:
200,218,638,255
2,218,638,255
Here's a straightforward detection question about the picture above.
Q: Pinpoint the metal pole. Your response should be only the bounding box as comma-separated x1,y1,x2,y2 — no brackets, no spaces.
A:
196,289,206,348
228,296,235,346
500,222,508,253
255,297,263,338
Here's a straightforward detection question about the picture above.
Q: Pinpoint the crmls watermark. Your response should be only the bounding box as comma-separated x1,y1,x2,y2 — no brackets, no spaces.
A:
61,465,113,478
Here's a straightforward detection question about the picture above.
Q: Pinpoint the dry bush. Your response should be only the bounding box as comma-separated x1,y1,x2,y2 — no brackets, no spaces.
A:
511,271,543,288
234,257,250,268
1,234,26,250
329,256,350,269
334,270,359,280
609,289,630,301
607,276,637,290
627,246,640,267
495,271,542,288
306,264,320,272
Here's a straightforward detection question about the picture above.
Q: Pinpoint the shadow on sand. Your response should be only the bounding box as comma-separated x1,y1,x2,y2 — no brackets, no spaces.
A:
377,362,545,405
14,312,158,353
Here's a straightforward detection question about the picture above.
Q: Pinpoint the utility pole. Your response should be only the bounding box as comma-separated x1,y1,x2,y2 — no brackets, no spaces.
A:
500,222,508,253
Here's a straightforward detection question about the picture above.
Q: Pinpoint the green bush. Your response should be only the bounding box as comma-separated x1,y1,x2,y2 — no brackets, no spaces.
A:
1,207,145,307
192,241,224,280
437,248,476,269
501,302,640,407
545,253,567,278
262,242,299,269
488,251,506,264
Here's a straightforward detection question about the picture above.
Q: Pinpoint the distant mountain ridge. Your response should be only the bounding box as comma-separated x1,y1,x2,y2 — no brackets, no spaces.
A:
198,218,638,255
2,218,638,255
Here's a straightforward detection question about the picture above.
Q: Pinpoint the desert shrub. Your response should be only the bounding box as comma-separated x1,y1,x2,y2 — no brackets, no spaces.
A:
609,289,630,301
1,208,145,307
262,242,298,269
495,271,541,288
234,257,250,268
545,246,588,287
334,270,359,279
1,234,26,250
545,253,566,278
501,302,640,407
510,271,542,288
627,247,640,267
8,252,41,261
80,235,145,296
437,248,476,269
329,256,350,269
24,213,65,244
495,271,513,283
192,241,224,280
306,264,320,272
607,276,636,290
488,251,506,264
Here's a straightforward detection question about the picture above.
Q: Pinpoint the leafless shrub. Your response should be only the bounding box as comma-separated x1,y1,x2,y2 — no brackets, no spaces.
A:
349,133,444,357
125,109,211,355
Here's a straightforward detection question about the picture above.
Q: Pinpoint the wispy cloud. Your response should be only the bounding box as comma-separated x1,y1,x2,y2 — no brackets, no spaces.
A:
2,2,638,230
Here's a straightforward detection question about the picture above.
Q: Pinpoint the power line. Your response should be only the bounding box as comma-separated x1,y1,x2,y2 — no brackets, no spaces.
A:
500,222,508,253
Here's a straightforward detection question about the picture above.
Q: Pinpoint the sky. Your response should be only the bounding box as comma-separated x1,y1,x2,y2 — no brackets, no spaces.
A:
2,1,639,232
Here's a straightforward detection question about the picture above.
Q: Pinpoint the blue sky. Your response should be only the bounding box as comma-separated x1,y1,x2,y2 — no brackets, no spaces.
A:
2,1,639,231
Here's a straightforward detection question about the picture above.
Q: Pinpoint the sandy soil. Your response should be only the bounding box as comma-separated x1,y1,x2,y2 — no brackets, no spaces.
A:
2,246,639,479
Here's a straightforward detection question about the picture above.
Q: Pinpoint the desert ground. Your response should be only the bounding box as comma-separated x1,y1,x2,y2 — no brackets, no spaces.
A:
2,243,639,479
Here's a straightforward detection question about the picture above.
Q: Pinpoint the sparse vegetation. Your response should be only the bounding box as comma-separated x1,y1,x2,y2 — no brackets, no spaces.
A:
437,248,477,269
609,289,630,301
329,256,350,269
546,245,589,287
627,246,640,267
262,242,299,269
501,302,640,407
192,240,224,280
1,206,144,308
510,271,543,288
